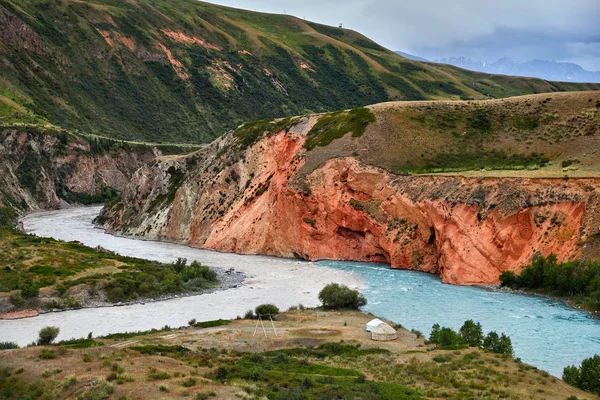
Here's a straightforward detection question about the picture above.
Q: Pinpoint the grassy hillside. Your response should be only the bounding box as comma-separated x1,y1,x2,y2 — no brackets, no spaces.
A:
0,310,593,399
1,0,598,143
301,91,600,177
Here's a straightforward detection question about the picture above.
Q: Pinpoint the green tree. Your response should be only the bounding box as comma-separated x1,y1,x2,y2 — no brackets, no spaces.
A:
499,271,517,287
38,326,60,345
563,365,580,388
318,283,367,310
459,320,484,347
563,355,600,395
438,328,462,347
255,304,280,317
20,281,39,299
429,324,441,345
482,331,513,356
428,324,462,347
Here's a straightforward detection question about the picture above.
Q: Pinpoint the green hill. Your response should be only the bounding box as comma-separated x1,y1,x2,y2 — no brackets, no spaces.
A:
1,0,599,143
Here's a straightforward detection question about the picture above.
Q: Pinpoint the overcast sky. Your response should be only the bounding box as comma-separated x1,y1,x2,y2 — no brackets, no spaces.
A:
208,0,600,71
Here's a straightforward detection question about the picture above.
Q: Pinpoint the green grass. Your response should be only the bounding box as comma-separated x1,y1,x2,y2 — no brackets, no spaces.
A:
305,107,376,150
0,227,219,309
56,338,103,349
130,345,190,355
210,346,423,399
1,0,596,144
193,319,231,329
397,151,550,174
234,117,300,149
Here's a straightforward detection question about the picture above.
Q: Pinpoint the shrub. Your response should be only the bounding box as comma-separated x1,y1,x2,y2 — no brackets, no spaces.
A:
244,309,255,319
255,304,280,317
499,271,517,288
20,281,39,299
459,320,483,347
563,354,600,395
9,294,25,307
0,342,18,350
38,326,60,345
318,283,367,310
39,349,56,359
410,329,424,339
429,324,463,347
482,331,513,356
181,377,197,387
0,206,17,227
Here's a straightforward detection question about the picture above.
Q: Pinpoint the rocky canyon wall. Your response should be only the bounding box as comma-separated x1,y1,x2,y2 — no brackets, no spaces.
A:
0,126,158,212
99,116,600,284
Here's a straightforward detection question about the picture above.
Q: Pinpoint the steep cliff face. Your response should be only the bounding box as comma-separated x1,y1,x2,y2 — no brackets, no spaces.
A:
0,126,160,212
100,94,600,284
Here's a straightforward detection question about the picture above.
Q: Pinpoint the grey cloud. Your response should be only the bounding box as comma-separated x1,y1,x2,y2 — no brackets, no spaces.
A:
210,0,600,70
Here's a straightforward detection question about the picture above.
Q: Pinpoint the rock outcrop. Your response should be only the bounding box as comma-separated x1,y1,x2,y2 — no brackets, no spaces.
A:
99,97,600,284
0,126,158,212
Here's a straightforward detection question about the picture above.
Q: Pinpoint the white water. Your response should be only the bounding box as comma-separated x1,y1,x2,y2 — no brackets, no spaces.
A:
0,207,363,346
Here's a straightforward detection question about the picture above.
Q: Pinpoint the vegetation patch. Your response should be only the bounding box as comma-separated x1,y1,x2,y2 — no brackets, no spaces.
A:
130,344,190,355
0,225,219,310
234,116,301,149
398,151,549,174
305,108,376,150
319,283,367,310
500,254,600,311
193,319,231,329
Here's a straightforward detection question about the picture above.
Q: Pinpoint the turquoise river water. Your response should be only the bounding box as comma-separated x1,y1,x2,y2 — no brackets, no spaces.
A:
318,260,600,377
2,207,598,378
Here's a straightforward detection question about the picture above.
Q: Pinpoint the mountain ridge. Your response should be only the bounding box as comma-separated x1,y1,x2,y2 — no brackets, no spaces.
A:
1,0,599,143
434,56,600,83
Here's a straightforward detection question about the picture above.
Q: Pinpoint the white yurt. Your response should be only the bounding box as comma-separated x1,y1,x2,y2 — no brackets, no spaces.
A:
370,322,398,341
366,318,384,332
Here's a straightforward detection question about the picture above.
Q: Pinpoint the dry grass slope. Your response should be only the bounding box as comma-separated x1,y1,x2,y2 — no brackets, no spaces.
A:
302,91,600,178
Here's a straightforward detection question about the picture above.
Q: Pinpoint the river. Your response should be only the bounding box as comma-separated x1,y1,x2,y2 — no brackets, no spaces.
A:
0,207,363,347
319,260,600,377
1,207,599,377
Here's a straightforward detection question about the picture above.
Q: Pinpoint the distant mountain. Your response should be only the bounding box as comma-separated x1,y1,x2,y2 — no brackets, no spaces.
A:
394,51,429,62
435,57,600,83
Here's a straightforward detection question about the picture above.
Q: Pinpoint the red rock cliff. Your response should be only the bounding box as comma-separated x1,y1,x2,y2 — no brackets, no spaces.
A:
100,114,600,285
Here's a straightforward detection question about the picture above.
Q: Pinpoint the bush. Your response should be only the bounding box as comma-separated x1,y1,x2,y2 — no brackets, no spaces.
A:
429,324,463,347
39,349,56,359
504,254,600,311
255,304,280,317
482,331,513,356
459,320,483,347
318,283,367,310
244,309,255,319
9,294,25,307
38,326,60,345
563,354,600,395
499,271,517,288
0,342,19,350
0,206,17,227
20,281,39,299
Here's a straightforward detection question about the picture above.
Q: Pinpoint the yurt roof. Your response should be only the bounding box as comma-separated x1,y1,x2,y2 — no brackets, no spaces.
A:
371,323,397,334
367,318,384,327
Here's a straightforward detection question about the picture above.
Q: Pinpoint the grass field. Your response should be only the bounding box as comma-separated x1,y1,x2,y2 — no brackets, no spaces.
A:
0,309,592,399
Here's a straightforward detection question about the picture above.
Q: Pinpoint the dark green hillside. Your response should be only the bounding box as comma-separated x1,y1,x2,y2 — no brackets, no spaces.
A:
1,0,598,143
